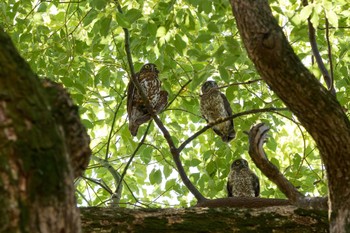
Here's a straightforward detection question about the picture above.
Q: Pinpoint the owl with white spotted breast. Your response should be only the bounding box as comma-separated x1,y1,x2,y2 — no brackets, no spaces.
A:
227,158,260,197
200,80,235,142
127,63,168,136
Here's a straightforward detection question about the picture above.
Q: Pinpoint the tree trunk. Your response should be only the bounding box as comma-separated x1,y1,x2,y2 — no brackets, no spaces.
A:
230,0,350,231
80,206,328,232
0,28,80,232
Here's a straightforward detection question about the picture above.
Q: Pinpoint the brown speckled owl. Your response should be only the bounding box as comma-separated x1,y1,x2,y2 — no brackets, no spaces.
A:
127,63,168,136
200,80,235,142
227,158,260,197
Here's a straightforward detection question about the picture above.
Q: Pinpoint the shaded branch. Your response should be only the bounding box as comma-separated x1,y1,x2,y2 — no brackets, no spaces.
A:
325,18,334,87
81,206,329,232
248,123,328,210
195,197,290,208
302,0,335,95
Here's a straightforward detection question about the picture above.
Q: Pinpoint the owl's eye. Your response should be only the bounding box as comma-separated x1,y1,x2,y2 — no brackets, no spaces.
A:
235,161,240,165
144,64,150,69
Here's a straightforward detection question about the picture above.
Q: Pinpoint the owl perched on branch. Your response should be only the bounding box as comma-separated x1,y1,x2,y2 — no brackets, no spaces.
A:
127,63,168,136
227,158,260,197
200,80,236,142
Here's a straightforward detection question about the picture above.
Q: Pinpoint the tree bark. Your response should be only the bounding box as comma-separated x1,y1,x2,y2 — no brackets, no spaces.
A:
230,0,350,231
0,28,80,232
80,206,328,232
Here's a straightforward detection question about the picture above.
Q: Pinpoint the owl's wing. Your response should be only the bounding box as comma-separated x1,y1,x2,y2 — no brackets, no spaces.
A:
199,94,210,123
127,73,139,117
220,92,236,141
252,173,260,197
226,180,233,197
220,92,233,117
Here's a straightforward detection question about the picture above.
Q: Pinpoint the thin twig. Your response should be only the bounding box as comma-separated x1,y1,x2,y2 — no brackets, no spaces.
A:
115,122,151,194
105,95,126,160
166,79,192,108
218,79,262,89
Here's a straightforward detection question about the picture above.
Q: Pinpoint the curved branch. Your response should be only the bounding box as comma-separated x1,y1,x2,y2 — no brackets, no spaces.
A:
248,123,328,210
178,107,288,152
302,0,335,95
91,155,123,205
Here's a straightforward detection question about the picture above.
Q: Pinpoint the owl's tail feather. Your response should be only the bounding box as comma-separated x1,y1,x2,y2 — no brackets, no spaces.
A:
129,115,152,136
221,129,236,142
129,123,139,136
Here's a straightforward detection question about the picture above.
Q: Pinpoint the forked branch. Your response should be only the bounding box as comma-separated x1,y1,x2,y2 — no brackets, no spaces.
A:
248,123,328,210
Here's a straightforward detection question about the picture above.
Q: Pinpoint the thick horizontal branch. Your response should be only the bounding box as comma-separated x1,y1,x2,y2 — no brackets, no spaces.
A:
80,206,328,232
195,197,290,208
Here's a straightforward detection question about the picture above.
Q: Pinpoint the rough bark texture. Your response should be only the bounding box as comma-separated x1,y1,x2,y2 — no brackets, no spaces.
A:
80,206,328,232
230,0,350,232
0,28,80,232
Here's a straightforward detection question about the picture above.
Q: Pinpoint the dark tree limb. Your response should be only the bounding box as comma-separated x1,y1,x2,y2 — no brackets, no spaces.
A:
302,0,335,95
195,197,290,208
230,0,350,230
80,206,329,233
325,18,334,85
248,123,328,210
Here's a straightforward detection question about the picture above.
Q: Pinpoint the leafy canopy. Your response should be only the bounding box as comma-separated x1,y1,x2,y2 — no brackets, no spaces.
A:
1,0,349,207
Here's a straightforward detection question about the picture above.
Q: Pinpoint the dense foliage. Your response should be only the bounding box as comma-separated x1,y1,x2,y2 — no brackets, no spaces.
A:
1,0,349,208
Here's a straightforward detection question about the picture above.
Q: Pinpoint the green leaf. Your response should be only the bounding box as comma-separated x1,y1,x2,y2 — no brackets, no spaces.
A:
163,165,172,178
81,119,94,129
299,5,313,22
140,147,152,165
149,169,162,185
206,161,217,177
90,0,108,10
195,33,212,43
326,10,338,28
100,16,112,37
116,12,130,28
125,9,143,24
156,26,167,37
218,66,229,83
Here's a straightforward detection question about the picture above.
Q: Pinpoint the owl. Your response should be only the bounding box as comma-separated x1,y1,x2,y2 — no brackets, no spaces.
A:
227,158,260,197
200,80,236,142
127,63,168,136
